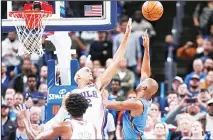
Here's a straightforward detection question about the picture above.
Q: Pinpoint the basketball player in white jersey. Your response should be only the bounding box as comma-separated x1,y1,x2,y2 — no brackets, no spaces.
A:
18,94,97,139
39,18,133,139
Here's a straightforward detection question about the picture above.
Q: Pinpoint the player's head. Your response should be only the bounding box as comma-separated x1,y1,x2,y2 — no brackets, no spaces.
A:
136,78,158,99
74,67,94,84
65,94,89,118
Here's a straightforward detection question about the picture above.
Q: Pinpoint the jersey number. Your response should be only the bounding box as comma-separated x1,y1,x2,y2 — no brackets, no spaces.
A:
87,99,92,107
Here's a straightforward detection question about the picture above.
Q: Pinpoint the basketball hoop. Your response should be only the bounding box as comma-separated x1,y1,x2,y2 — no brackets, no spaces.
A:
9,2,53,56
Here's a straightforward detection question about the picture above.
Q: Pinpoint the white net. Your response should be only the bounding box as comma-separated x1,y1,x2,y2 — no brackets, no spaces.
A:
9,11,51,56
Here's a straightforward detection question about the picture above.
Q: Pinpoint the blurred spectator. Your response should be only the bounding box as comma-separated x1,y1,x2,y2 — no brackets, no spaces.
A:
197,89,211,104
5,88,16,96
177,41,197,61
147,122,168,140
190,121,204,139
104,112,116,140
199,99,213,139
31,63,39,75
188,74,201,96
108,78,125,101
30,106,42,125
39,66,48,85
193,38,213,62
2,32,21,74
171,115,192,140
186,103,205,119
200,71,213,89
93,60,101,69
177,83,189,100
13,92,24,110
188,38,213,73
2,63,10,96
1,104,16,140
89,31,112,66
165,100,179,116
69,32,87,58
203,58,213,74
164,35,178,62
167,91,179,105
196,35,204,54
144,115,155,138
149,102,161,124
80,31,98,46
93,67,105,79
115,91,136,139
23,74,44,105
114,58,135,95
9,116,28,140
131,10,156,37
113,19,142,75
5,93,17,122
38,83,48,97
193,1,213,35
8,58,32,93
172,76,183,91
184,58,206,88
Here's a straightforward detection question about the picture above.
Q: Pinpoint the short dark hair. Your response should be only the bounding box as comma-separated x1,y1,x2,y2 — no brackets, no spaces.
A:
27,73,37,80
111,77,121,85
65,94,89,118
168,91,179,97
119,15,129,25
200,88,209,93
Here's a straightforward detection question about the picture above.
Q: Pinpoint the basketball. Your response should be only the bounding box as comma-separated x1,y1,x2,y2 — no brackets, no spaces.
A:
142,1,163,21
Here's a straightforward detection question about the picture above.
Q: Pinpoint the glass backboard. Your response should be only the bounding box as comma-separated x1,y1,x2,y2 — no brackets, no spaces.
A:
2,1,117,32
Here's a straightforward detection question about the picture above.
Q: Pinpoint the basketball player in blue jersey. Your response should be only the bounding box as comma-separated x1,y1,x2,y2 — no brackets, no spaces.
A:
102,30,159,139
29,18,133,139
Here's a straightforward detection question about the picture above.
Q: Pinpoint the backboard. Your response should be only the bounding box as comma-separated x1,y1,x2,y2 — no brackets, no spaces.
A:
2,1,117,32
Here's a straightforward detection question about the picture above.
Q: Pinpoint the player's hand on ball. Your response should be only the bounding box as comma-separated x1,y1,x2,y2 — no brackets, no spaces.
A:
142,29,150,49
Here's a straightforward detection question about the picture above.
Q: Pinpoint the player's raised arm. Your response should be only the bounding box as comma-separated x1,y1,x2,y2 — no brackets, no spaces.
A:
140,30,151,81
96,18,132,89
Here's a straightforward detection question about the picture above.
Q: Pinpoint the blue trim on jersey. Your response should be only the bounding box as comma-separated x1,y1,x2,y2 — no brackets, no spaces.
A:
101,109,108,138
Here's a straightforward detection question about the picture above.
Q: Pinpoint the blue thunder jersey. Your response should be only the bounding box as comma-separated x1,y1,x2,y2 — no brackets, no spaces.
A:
122,98,152,139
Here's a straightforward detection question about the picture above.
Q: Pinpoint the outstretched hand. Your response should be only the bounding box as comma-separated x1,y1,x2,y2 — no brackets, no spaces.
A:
142,29,150,49
16,104,30,122
124,18,132,39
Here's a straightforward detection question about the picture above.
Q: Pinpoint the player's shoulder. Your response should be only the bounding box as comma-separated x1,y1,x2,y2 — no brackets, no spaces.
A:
53,121,71,131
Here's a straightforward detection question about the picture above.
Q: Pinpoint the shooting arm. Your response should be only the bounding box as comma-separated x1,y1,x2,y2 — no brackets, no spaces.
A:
113,19,132,61
103,99,142,111
96,19,132,89
140,31,151,81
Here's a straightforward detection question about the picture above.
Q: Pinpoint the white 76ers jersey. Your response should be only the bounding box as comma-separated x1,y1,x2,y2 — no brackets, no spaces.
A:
72,84,107,139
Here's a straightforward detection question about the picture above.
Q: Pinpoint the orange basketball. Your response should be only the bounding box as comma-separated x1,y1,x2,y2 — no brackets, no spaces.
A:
142,1,163,21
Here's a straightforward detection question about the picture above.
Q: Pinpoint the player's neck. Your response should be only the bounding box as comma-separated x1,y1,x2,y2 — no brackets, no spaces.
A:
78,81,89,89
137,94,151,101
71,116,83,121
